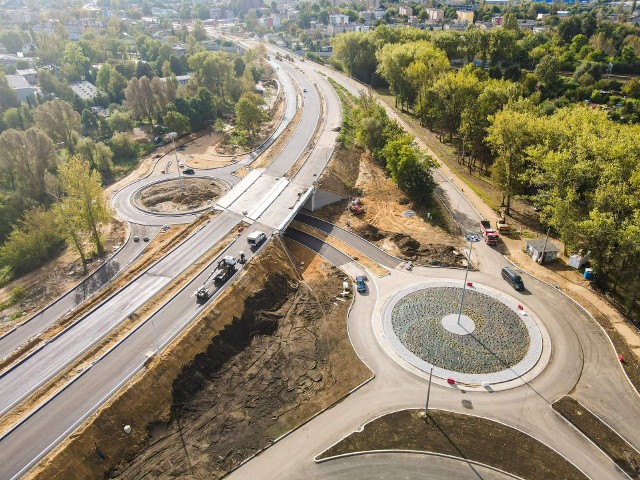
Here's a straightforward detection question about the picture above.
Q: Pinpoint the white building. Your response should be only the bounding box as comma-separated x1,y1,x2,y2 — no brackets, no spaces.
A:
6,75,35,104
427,8,445,22
329,13,350,25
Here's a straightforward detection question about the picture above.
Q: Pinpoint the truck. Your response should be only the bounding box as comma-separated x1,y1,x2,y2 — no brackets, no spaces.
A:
480,220,499,245
195,256,237,303
495,215,510,233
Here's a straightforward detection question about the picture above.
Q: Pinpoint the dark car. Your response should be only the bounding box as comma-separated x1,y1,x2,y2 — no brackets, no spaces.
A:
183,168,195,175
501,267,524,291
355,276,367,293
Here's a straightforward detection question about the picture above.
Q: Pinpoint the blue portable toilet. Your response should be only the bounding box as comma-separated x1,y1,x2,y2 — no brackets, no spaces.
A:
584,268,593,280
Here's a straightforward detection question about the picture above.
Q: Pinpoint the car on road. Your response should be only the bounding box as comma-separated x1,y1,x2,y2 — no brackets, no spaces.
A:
331,126,341,132
355,276,367,293
302,88,307,92
501,267,524,291
177,160,184,168
247,231,267,247
183,168,195,175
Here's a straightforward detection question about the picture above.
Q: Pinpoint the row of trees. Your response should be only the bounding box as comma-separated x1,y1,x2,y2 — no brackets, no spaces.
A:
349,94,437,206
487,102,640,305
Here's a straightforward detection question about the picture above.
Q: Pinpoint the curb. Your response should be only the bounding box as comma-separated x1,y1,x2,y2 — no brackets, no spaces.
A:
314,407,591,480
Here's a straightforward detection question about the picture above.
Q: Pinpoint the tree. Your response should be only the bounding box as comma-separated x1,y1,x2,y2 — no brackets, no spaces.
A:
57,156,111,257
188,51,234,105
165,111,191,136
235,92,267,137
0,30,24,54
61,42,90,81
109,132,138,162
0,73,18,110
382,136,437,205
76,137,114,177
0,128,58,204
34,100,81,153
124,76,159,126
192,20,208,41
331,32,377,83
486,106,540,214
0,207,63,276
535,54,560,92
107,110,134,133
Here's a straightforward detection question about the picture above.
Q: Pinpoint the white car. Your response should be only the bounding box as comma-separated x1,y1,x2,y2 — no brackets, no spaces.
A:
178,160,184,168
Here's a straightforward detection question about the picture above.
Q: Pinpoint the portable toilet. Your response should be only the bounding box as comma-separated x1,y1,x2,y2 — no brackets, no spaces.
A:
584,268,593,280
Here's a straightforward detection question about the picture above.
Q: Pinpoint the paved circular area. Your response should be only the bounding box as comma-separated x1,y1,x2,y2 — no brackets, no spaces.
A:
382,281,544,384
441,314,475,335
132,177,228,216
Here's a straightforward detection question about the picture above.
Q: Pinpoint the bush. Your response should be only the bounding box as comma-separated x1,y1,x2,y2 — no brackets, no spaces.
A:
0,207,63,276
109,132,138,162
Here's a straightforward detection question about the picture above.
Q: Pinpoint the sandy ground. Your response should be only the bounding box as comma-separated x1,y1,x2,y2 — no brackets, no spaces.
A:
28,241,371,480
315,149,464,267
136,178,227,213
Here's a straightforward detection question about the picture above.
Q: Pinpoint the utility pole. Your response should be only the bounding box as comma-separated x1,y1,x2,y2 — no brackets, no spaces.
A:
539,228,551,264
457,233,480,325
425,367,434,420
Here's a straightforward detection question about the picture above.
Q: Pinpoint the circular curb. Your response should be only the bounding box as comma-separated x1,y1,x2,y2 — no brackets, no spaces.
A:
380,280,547,386
130,176,232,217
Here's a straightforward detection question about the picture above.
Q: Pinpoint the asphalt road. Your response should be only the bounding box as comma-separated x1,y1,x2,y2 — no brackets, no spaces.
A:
226,49,640,480
0,223,157,361
0,52,332,480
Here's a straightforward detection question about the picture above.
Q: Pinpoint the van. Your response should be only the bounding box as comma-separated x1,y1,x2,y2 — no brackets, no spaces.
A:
502,267,524,291
247,231,267,247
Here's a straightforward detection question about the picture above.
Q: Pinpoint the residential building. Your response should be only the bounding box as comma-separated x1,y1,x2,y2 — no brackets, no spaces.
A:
398,5,412,16
16,68,37,84
456,10,475,23
427,8,445,22
6,74,35,103
329,13,350,25
70,80,100,101
374,7,386,19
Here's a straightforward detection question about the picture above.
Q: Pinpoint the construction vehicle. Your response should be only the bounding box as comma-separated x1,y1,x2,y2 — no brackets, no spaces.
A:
349,197,365,215
195,256,237,303
480,220,499,246
495,215,510,233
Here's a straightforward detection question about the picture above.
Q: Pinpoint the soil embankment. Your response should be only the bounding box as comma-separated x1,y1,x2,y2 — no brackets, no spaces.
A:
28,240,370,480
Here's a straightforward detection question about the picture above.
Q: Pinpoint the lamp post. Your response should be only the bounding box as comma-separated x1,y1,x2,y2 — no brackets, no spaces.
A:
457,233,481,325
167,131,179,180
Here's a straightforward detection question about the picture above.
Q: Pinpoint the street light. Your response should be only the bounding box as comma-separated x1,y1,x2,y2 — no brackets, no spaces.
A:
457,233,481,326
167,131,179,180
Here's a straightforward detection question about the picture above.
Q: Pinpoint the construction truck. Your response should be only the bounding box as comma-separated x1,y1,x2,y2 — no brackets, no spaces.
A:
495,215,510,233
349,197,365,215
195,256,237,303
480,220,499,246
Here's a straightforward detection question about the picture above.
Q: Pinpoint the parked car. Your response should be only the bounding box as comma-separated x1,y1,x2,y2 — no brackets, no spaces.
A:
355,276,367,293
183,168,195,175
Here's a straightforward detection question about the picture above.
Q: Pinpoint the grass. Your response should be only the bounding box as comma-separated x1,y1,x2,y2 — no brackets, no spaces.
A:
553,396,640,479
317,409,587,480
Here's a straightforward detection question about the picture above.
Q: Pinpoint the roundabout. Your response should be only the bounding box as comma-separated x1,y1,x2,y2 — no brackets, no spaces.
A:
381,281,546,386
132,177,230,215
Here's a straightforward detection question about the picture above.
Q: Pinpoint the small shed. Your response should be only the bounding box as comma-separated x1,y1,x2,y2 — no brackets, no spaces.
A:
526,239,560,264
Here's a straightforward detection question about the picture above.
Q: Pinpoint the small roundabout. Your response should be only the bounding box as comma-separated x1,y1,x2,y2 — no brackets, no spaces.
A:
131,176,231,216
381,280,548,387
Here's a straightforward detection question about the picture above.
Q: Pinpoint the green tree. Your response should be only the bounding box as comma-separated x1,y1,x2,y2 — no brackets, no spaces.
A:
534,54,561,92
34,100,81,153
57,156,111,256
331,32,377,83
76,137,114,177
61,42,90,81
486,105,540,214
109,132,138,162
235,92,267,137
165,110,191,136
0,73,18,110
108,110,134,133
0,207,63,275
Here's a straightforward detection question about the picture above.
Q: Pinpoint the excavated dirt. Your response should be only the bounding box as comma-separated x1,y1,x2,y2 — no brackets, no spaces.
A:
28,241,371,480
350,223,465,268
315,147,462,267
136,178,227,213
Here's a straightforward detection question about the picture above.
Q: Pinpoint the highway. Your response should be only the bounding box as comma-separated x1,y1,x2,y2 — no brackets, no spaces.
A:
0,52,341,480
1,40,639,480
